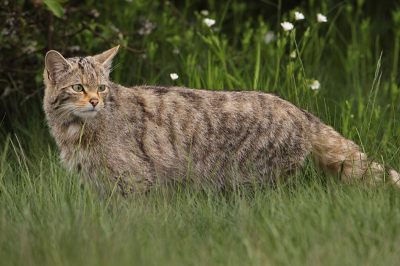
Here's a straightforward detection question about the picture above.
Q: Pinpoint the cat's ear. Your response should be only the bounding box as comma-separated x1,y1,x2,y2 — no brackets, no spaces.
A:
45,50,72,82
93,45,120,71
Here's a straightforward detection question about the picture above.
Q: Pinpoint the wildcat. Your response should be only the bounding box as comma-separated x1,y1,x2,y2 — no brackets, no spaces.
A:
43,46,399,194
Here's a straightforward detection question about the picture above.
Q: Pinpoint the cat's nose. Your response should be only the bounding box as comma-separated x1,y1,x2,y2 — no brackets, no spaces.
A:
89,98,99,107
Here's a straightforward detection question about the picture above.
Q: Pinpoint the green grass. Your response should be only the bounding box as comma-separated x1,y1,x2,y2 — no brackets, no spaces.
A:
2,0,400,265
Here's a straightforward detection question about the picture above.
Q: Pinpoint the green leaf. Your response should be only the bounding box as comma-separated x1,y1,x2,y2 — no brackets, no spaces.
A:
43,0,64,18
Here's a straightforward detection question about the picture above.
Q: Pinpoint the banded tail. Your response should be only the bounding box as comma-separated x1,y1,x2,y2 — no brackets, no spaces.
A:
308,117,400,186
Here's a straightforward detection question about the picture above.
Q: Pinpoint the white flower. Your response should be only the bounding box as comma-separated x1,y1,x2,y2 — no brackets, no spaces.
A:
69,45,80,52
263,31,275,44
90,9,100,18
203,18,216,27
173,48,180,54
280,22,294,31
310,80,321,90
294,12,305,20
170,73,179,80
317,13,327,22
200,10,209,16
290,51,296,58
138,19,157,35
22,45,36,54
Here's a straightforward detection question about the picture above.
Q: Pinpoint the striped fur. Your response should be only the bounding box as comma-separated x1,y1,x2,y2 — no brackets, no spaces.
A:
43,46,400,194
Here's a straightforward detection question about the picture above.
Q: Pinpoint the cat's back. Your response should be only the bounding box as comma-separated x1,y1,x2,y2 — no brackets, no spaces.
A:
111,85,312,160
116,85,305,116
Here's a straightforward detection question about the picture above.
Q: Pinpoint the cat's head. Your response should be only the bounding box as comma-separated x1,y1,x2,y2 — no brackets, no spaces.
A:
43,46,119,119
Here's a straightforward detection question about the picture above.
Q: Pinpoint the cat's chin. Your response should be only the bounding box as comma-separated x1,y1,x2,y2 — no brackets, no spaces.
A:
73,110,99,119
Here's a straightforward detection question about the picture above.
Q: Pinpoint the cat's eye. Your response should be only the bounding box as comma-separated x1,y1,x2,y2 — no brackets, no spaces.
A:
98,85,106,92
72,84,84,92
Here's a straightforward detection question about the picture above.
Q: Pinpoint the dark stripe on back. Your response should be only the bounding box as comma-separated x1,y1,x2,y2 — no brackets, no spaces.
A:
78,57,84,70
154,87,169,95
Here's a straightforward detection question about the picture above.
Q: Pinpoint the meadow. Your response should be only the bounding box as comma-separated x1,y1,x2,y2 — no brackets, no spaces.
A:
1,0,400,265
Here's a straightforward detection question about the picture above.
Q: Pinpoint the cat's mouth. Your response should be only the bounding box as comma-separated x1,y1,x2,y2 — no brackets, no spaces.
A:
73,106,100,119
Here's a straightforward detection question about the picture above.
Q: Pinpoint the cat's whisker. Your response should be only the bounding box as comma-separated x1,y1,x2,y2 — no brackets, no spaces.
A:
53,104,74,112
56,111,75,121
109,61,123,73
53,105,79,121
54,103,74,109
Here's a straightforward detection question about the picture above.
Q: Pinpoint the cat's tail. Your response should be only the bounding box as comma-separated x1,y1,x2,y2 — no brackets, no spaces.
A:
308,116,400,186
